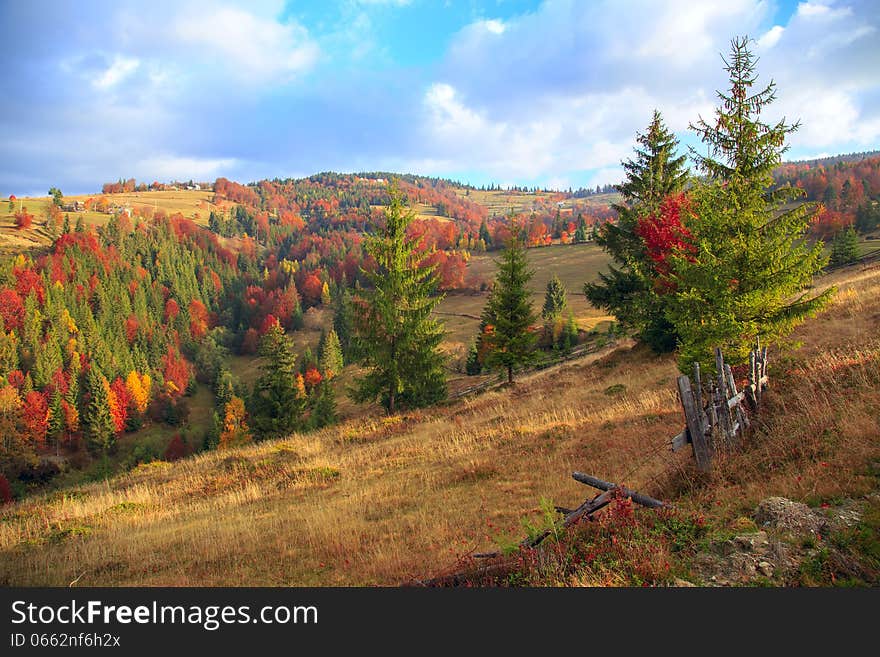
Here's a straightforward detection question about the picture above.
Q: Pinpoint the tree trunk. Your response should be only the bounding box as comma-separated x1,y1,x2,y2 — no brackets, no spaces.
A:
507,365,513,384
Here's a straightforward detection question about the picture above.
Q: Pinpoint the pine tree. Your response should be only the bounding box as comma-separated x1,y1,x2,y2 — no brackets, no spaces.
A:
250,323,304,438
666,36,833,372
350,183,447,413
85,367,115,453
585,110,688,353
332,288,355,360
542,274,567,321
465,341,482,375
829,226,860,266
318,329,344,379
479,220,492,249
308,381,336,430
481,229,537,383
48,388,63,451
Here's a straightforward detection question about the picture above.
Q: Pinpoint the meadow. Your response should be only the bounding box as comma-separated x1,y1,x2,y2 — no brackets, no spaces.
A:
1,262,877,586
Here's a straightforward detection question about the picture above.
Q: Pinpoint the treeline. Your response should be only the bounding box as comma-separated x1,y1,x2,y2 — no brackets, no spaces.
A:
101,179,213,194
773,154,880,237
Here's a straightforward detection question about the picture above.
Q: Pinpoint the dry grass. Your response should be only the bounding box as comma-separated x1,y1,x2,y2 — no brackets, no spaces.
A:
2,264,879,587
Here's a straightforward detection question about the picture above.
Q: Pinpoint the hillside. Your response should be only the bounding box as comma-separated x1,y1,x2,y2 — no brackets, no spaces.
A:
2,261,877,587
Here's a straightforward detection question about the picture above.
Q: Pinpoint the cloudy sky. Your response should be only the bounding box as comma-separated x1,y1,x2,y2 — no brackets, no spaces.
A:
1,0,878,196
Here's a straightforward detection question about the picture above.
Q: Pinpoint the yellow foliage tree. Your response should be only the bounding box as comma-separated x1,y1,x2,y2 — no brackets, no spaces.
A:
126,371,150,415
218,396,252,450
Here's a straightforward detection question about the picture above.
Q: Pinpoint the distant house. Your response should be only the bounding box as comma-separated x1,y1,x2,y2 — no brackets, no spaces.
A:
61,201,85,212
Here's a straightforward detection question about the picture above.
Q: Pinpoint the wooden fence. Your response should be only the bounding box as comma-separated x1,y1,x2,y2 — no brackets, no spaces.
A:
670,338,769,471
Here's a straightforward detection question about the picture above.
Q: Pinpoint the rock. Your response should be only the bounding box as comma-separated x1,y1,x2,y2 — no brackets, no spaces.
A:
672,578,696,587
757,561,775,577
733,531,769,551
754,497,825,535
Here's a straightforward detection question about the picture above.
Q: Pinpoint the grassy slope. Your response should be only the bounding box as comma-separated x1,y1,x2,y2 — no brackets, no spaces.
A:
2,264,878,586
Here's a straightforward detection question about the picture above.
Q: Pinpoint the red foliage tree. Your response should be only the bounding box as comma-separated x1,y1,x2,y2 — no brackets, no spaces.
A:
22,390,49,448
0,474,12,505
164,298,180,321
125,314,140,343
299,272,324,307
635,192,696,281
162,346,192,396
304,366,322,389
259,314,280,336
7,370,24,389
0,288,24,331
13,267,45,305
162,434,189,461
109,377,131,433
14,209,33,230
240,328,260,355
188,299,209,340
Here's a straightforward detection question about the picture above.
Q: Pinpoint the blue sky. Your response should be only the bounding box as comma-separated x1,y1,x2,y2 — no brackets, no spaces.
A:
1,0,878,196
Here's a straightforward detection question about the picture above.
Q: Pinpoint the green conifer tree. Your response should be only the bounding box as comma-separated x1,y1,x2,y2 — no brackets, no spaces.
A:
85,368,115,453
585,110,689,353
829,226,860,266
481,228,538,383
350,183,447,413
250,323,304,439
542,274,568,321
319,328,344,379
667,36,833,372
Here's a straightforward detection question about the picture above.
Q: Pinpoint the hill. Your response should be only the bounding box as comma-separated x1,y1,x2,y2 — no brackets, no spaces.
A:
2,261,877,586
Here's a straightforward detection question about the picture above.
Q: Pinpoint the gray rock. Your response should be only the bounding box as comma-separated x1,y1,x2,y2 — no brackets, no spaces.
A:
754,497,825,535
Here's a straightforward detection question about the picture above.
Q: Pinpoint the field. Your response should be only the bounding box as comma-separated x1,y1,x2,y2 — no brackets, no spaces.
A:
436,242,614,350
457,188,620,217
0,190,219,254
2,262,877,586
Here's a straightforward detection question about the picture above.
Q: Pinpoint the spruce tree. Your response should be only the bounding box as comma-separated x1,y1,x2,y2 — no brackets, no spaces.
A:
350,183,447,413
250,323,305,438
319,328,344,379
585,110,688,353
332,288,355,360
85,368,115,454
308,381,336,430
542,274,568,321
481,229,537,383
830,226,859,266
667,36,833,372
48,388,63,452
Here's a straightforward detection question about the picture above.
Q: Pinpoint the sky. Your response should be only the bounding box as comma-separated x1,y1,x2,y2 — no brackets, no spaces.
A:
1,0,879,196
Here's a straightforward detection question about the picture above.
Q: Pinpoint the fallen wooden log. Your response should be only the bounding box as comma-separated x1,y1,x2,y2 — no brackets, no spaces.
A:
571,472,668,508
474,489,616,558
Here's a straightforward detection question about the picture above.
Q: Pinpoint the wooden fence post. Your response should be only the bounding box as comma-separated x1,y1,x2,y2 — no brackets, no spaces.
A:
714,348,734,446
677,375,712,472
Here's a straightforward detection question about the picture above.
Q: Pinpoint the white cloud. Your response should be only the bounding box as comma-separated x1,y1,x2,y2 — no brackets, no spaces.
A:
137,155,237,180
481,19,506,35
92,55,140,89
425,0,880,180
172,6,318,82
757,25,784,49
796,1,851,20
